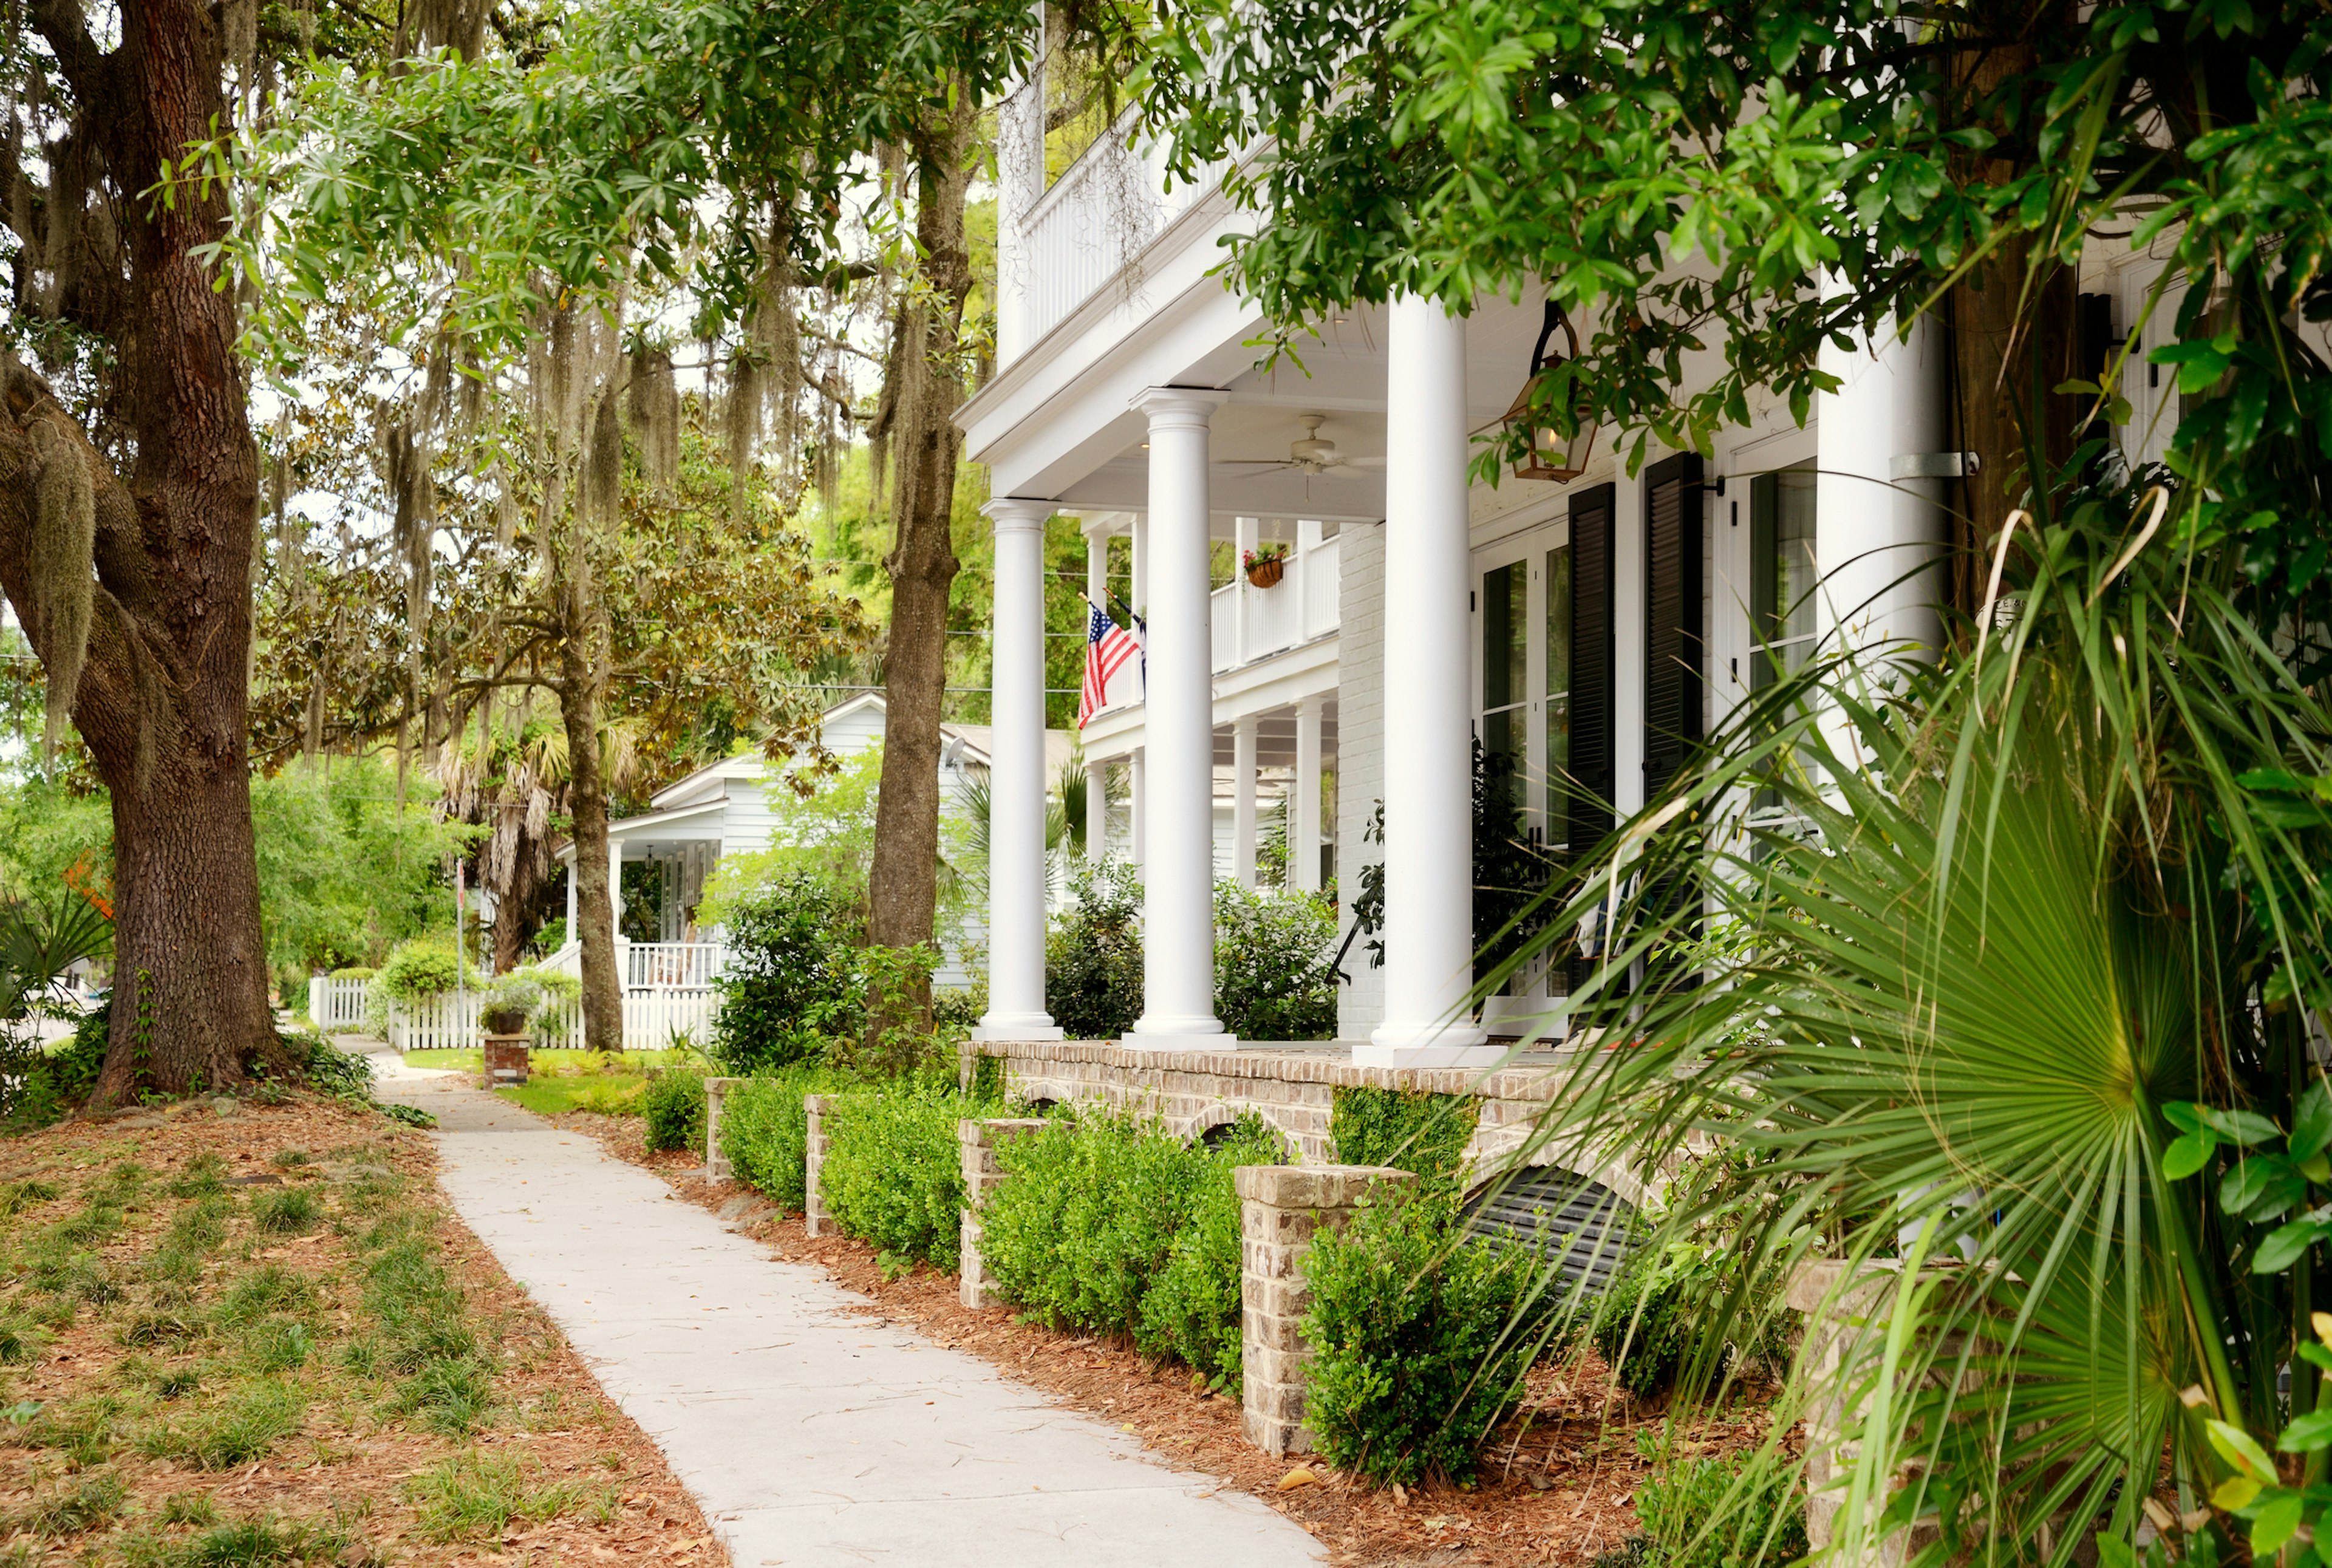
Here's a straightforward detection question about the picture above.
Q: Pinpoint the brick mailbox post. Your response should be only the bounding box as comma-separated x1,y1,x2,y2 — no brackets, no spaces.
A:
1236,1163,1415,1456
481,1035,530,1088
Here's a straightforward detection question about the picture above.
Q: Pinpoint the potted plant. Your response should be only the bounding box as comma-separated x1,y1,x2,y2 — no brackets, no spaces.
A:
1243,540,1290,588
477,973,545,1088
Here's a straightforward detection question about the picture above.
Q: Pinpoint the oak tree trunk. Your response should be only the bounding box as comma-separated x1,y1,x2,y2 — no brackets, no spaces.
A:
0,0,280,1103
867,92,978,996
558,638,625,1051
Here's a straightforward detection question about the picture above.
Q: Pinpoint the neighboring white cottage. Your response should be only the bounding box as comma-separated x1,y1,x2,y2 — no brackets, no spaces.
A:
550,694,1072,990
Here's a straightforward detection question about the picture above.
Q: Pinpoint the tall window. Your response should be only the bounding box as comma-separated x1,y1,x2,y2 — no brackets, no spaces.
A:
1544,544,1572,847
1482,561,1528,772
1750,464,1819,688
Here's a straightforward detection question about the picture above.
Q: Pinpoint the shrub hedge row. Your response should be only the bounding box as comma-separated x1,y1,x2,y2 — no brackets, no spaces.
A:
980,1113,1284,1394
716,1065,852,1211
817,1077,1000,1272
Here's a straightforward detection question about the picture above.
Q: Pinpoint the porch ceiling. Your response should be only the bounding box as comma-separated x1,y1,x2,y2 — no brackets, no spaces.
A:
1046,293,1550,529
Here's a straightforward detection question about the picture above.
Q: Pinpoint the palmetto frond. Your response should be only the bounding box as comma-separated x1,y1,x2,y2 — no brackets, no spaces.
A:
1493,477,2332,1568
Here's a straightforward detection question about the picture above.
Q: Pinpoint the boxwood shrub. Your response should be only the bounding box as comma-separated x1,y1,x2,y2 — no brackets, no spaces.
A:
980,1112,1283,1393
1300,1193,1554,1487
818,1079,999,1271
717,1066,848,1211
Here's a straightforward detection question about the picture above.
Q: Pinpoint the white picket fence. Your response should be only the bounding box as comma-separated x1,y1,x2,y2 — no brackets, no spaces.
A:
306,973,716,1052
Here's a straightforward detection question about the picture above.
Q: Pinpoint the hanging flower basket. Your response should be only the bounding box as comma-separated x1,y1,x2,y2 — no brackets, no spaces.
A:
1244,544,1289,588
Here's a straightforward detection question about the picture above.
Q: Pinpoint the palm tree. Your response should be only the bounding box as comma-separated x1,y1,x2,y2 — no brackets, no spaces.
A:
1503,472,2332,1568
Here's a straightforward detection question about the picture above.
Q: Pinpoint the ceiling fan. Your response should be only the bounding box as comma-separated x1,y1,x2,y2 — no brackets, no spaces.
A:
1221,414,1385,478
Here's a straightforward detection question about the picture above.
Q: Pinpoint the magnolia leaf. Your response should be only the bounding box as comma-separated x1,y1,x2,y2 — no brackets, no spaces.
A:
2164,1132,2216,1180
2295,1082,2332,1162
2254,1213,2330,1273
2095,1533,2139,1568
2277,1410,2332,1452
2250,1489,2305,1553
2212,1475,2262,1510
2208,1419,2279,1482
2197,1106,2281,1145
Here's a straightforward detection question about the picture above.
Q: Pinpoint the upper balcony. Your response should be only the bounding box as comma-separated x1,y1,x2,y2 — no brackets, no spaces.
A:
1212,525,1339,675
998,101,1209,366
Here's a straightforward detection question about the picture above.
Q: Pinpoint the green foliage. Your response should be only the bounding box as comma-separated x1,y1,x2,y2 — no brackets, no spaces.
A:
12,1468,126,1536
1212,882,1338,1041
1301,1196,1553,1487
248,757,469,983
641,1068,707,1154
1329,1086,1476,1199
979,1112,1284,1392
125,1512,361,1566
717,1066,850,1210
1045,860,1144,1040
375,941,462,1003
698,749,887,925
708,874,863,1072
1634,1454,1809,1568
1590,1244,1719,1400
477,972,545,1032
830,944,952,1079
1,997,110,1130
818,1078,997,1270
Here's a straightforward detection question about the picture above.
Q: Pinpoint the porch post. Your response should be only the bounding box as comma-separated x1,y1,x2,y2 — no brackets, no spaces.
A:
975,497,1066,1041
1129,386,1231,1046
1292,696,1323,893
1233,715,1259,888
608,840,629,997
1083,518,1113,864
1817,312,1947,660
564,857,576,941
1358,295,1491,1066
1130,749,1146,872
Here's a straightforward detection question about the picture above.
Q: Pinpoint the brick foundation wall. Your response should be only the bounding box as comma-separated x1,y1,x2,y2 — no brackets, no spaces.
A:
967,1039,1634,1203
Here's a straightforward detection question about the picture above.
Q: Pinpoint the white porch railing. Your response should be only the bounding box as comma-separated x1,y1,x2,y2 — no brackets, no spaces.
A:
537,940,726,990
1021,111,1207,349
1212,530,1342,673
627,942,726,989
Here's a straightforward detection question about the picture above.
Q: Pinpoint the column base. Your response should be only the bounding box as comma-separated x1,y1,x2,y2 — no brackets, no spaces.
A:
1353,1020,1498,1069
970,1015,1065,1042
1124,1015,1236,1052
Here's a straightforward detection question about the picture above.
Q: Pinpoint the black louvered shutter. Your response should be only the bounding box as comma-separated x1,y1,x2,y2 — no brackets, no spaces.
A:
1563,483,1616,858
1643,453,1705,799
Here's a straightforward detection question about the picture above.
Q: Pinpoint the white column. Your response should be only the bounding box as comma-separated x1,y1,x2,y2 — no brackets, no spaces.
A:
1359,296,1492,1066
1232,716,1258,888
1817,312,1947,660
1130,749,1146,871
975,498,1066,1040
564,857,577,938
1129,387,1230,1045
1292,696,1323,893
1083,516,1111,609
608,840,628,990
1086,754,1108,862
1232,514,1257,668
1131,512,1149,615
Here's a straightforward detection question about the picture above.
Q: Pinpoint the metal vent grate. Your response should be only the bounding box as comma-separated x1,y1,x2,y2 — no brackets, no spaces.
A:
1464,1166,1638,1298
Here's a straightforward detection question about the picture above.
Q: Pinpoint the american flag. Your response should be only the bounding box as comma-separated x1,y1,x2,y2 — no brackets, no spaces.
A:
1079,602,1142,729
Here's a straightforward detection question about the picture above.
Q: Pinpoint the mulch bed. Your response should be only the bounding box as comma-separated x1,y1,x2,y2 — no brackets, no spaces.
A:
1,1094,728,1567
549,1110,1784,1568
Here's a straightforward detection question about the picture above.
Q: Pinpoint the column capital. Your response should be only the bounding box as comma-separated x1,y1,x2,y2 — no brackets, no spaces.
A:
983,496,1055,533
1133,386,1230,427
1080,513,1121,543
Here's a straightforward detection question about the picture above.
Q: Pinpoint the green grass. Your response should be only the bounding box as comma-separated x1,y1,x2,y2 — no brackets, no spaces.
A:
493,1074,649,1117
403,1451,591,1542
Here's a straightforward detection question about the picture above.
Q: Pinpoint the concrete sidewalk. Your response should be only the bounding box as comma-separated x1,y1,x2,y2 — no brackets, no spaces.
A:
375,1070,1324,1568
